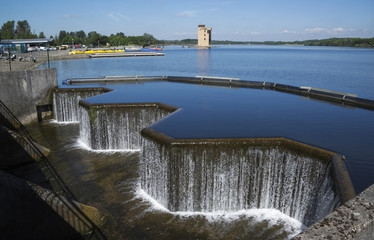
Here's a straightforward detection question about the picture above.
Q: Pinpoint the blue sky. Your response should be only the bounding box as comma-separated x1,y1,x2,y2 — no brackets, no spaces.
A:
1,0,374,41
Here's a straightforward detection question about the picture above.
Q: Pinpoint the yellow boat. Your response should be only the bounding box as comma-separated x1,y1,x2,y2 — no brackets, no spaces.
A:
69,49,125,55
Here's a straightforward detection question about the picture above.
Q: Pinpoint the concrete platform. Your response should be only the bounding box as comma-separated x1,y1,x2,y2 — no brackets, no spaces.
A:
89,52,165,58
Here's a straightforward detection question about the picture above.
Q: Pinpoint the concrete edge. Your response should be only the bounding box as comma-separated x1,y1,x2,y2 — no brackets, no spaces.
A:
63,76,374,110
141,128,335,161
294,184,374,239
332,155,356,203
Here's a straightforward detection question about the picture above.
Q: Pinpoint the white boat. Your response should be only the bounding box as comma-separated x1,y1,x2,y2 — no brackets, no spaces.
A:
124,46,142,52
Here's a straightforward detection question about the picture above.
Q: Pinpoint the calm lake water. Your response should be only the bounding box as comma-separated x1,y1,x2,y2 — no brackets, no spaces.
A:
38,45,374,193
41,45,374,100
34,45,374,239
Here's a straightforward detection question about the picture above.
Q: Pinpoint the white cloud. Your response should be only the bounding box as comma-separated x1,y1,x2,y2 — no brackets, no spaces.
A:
332,27,356,34
304,27,356,35
304,27,326,33
117,13,131,21
282,29,297,34
177,10,197,17
107,12,131,22
332,27,344,33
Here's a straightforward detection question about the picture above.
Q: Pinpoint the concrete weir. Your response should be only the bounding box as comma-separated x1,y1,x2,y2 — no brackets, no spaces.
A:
53,87,112,122
63,75,374,110
78,101,177,150
140,128,355,227
53,85,356,226
51,76,374,238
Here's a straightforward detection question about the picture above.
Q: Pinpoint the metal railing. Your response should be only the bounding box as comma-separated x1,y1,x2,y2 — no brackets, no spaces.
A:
0,99,106,240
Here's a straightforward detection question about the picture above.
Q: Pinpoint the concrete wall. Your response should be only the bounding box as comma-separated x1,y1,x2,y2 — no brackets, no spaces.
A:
295,183,374,239
0,68,57,124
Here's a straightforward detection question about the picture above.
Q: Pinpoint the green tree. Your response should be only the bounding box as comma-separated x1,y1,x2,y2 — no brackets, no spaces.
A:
87,31,101,46
87,31,108,47
38,32,45,38
369,38,374,47
15,20,35,39
116,32,125,38
142,32,158,46
100,35,109,46
58,30,68,44
75,30,87,43
61,35,82,45
108,32,127,46
0,20,15,39
126,36,142,46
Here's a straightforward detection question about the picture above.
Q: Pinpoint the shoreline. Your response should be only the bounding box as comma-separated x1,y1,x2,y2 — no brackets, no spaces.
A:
0,49,88,72
0,48,165,72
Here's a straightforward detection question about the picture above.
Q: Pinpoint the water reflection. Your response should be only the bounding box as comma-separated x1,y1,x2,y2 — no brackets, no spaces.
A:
197,49,210,76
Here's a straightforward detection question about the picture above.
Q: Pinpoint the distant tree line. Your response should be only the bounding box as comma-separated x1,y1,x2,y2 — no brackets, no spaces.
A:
0,20,45,39
163,39,197,45
209,38,374,48
0,20,162,47
296,38,374,48
160,38,374,48
1,20,373,48
55,30,161,47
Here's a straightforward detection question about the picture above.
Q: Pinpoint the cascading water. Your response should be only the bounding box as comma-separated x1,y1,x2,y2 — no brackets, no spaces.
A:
52,86,349,233
140,137,341,226
79,104,172,150
53,89,175,150
53,88,109,122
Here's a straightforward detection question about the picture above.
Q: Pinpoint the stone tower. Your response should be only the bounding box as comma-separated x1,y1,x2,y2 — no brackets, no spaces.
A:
198,25,212,48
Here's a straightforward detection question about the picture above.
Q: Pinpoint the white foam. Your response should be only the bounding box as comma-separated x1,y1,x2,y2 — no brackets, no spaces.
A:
75,139,141,153
135,186,305,238
49,119,79,125
136,186,170,212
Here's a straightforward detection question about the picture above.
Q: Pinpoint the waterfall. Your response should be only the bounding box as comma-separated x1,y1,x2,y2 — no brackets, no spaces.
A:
53,88,109,122
140,138,341,226
54,88,175,150
79,104,172,150
53,87,343,227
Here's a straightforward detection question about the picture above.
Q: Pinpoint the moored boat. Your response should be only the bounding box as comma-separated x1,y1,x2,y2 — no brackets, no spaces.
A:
124,46,142,52
141,46,163,52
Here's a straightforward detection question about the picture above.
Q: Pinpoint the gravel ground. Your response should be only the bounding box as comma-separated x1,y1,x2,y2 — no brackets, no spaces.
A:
0,49,88,72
